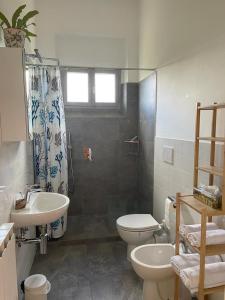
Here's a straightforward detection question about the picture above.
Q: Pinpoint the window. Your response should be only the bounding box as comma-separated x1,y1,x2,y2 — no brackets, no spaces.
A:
67,72,89,103
95,73,116,103
62,68,120,108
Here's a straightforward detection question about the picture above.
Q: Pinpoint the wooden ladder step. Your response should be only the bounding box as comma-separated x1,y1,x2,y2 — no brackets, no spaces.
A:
197,166,224,177
203,285,225,295
179,195,225,216
197,137,225,142
199,103,225,110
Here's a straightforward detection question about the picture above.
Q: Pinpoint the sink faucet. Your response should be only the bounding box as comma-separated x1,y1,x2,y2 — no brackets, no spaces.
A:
24,184,43,203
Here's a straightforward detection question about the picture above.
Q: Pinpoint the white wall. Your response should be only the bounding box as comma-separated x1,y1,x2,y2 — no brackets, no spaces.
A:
139,0,225,69
139,2,225,299
0,0,36,51
156,41,225,141
35,0,139,81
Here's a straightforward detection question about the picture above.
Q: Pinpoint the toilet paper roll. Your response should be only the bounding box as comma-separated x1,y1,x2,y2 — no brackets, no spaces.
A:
164,198,176,230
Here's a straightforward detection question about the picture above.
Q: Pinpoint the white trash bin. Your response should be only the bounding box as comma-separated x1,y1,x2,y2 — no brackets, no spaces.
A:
25,274,51,300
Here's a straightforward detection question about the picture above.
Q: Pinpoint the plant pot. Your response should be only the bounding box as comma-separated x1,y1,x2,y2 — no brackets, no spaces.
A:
3,28,26,48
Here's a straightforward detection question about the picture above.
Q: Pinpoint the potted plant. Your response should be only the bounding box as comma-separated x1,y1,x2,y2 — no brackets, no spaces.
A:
0,4,38,48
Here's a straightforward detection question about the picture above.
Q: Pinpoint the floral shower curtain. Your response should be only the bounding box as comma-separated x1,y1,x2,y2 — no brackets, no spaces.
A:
27,66,68,238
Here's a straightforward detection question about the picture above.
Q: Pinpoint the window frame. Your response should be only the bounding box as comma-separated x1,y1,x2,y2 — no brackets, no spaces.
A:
61,67,121,110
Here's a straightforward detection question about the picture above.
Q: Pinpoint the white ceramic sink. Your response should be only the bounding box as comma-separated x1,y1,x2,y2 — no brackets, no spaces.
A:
11,192,70,227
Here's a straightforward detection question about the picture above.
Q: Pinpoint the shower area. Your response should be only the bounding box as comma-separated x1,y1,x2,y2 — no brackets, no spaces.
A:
62,68,157,242
24,47,156,242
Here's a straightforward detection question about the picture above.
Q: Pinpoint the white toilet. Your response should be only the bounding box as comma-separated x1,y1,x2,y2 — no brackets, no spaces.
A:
116,214,160,259
130,198,176,300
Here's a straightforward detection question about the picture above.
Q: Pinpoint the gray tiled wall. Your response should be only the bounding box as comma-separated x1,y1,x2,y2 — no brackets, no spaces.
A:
65,83,139,217
138,72,157,213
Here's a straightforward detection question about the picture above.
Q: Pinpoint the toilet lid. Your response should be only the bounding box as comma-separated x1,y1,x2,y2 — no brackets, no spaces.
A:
116,214,159,231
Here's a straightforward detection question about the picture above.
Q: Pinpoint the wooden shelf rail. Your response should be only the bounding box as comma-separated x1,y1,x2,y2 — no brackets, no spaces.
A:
199,103,225,110
197,166,224,177
197,137,225,142
194,102,225,210
175,102,225,300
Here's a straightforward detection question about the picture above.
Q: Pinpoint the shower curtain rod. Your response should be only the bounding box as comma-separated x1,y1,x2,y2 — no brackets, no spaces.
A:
60,65,156,71
25,49,155,71
25,63,156,71
26,63,60,68
25,52,60,66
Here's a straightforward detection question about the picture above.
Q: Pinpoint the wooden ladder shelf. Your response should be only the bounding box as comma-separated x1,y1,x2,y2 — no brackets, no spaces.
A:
174,102,225,300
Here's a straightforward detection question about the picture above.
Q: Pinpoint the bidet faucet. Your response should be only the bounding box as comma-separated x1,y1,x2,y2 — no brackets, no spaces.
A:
179,239,189,253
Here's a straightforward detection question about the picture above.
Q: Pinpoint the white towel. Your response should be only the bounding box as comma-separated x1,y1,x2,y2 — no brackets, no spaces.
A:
187,229,225,247
179,223,218,239
180,262,225,294
171,254,221,275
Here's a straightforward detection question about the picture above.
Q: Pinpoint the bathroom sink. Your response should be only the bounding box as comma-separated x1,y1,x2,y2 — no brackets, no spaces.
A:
11,192,70,227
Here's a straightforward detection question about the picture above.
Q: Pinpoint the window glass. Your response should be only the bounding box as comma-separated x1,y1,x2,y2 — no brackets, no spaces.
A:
67,72,89,103
95,73,116,103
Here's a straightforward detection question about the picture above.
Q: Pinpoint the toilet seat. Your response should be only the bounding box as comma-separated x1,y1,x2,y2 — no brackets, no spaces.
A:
116,214,159,232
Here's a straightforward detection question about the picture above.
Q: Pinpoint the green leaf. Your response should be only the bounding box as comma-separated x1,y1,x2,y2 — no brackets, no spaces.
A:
24,29,36,43
22,10,39,26
16,18,23,29
0,11,11,28
26,22,36,27
12,4,26,28
24,29,37,37
26,35,31,42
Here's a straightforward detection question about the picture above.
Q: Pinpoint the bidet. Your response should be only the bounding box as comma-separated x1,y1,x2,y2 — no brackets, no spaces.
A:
131,244,175,300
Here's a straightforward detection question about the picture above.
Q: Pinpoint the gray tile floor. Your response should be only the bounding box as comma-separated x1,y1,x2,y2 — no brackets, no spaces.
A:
31,241,143,300
62,214,119,242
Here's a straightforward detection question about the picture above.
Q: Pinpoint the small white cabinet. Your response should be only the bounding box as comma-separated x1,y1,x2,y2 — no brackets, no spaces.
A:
0,48,28,143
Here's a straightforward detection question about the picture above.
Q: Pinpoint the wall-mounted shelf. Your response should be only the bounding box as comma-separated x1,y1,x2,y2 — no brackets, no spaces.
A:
0,48,29,144
124,136,139,156
124,140,139,144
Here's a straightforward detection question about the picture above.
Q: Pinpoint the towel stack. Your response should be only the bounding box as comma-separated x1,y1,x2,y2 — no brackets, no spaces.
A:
180,223,225,247
171,223,225,294
179,223,218,239
181,262,225,294
171,253,221,276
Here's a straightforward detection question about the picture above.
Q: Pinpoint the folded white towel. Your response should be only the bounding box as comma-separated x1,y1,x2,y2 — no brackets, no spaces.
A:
179,223,218,238
180,262,225,294
171,254,221,275
187,229,225,247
